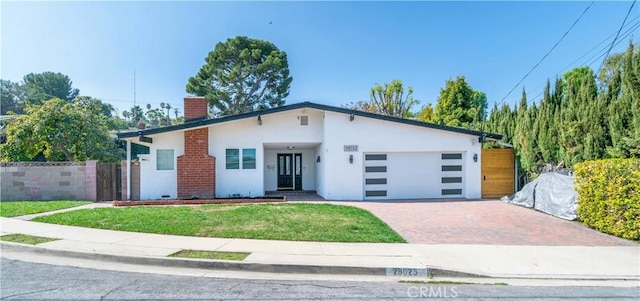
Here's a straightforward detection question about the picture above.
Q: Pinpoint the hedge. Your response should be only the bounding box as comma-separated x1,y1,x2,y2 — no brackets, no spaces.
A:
574,158,640,241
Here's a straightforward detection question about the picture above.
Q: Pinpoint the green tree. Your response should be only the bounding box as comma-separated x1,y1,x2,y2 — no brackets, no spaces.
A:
607,42,640,157
22,72,79,106
0,80,25,114
559,66,599,167
145,107,165,128
498,104,516,144
74,96,130,130
369,80,418,118
1,98,120,162
186,36,293,116
160,102,172,125
417,103,434,122
482,43,638,179
433,76,488,129
342,100,378,114
535,80,560,164
513,89,539,174
125,105,145,128
75,96,114,118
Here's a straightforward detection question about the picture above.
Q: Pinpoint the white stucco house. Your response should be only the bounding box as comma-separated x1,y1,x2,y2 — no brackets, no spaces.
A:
117,97,503,201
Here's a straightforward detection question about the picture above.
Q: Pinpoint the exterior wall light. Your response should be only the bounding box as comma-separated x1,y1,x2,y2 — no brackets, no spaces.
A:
349,154,354,164
473,153,478,162
257,115,262,126
349,114,355,121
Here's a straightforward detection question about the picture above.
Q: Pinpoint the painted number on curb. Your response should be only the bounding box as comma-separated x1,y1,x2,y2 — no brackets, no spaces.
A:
386,267,427,277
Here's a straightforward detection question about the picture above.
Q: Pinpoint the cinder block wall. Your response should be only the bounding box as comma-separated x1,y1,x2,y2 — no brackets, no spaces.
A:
0,162,94,201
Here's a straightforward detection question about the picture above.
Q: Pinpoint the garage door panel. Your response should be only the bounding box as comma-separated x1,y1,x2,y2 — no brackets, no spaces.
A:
387,153,444,199
364,152,465,200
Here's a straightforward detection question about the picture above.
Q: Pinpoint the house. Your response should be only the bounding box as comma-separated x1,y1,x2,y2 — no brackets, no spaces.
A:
117,97,504,201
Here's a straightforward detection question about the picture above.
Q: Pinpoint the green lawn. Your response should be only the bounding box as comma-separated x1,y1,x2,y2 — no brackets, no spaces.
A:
0,201,91,217
169,250,250,261
0,233,60,245
33,203,405,243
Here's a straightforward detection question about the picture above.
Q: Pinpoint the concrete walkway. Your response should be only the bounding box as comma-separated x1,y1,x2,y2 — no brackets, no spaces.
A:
1,216,638,280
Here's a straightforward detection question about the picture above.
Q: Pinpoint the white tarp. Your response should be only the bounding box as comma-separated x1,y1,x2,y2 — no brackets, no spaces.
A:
501,172,577,220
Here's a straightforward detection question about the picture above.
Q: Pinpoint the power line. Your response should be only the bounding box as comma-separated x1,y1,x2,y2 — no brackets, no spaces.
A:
595,0,637,77
526,37,639,107
524,19,640,104
497,1,594,106
531,28,639,105
566,16,639,72
586,26,639,67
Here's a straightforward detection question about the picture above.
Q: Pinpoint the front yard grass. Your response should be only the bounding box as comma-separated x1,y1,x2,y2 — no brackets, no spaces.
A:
33,203,406,243
0,233,60,245
0,201,91,217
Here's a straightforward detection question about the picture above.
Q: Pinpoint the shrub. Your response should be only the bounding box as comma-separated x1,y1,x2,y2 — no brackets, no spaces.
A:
574,158,640,241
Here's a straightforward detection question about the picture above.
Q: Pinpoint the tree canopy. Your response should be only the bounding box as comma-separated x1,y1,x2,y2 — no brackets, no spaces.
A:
186,36,293,116
484,42,640,180
368,80,418,118
342,100,378,114
1,79,25,114
1,98,120,162
23,72,79,106
433,76,487,129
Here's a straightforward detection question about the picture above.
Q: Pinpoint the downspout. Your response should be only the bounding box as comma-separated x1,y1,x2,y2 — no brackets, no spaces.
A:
126,140,131,200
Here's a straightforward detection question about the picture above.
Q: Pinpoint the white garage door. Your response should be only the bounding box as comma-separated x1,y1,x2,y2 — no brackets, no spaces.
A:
363,152,464,200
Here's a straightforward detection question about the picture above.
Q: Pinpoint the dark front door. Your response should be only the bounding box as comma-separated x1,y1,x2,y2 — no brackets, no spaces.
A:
278,154,293,190
278,153,302,190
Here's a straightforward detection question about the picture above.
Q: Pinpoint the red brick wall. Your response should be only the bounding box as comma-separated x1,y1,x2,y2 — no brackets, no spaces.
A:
184,97,208,121
177,127,215,199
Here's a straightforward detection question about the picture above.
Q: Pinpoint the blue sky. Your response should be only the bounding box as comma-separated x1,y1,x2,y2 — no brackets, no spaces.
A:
2,1,638,116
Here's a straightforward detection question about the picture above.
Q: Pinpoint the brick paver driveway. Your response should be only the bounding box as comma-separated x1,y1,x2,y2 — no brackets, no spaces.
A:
339,200,636,246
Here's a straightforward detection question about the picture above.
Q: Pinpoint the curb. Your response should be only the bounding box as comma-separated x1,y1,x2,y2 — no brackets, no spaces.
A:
0,242,484,278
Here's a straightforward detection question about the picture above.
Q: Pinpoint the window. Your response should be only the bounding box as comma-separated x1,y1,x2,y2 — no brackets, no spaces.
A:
226,149,239,169
226,148,256,169
131,143,150,160
156,149,174,170
242,148,256,169
441,153,462,160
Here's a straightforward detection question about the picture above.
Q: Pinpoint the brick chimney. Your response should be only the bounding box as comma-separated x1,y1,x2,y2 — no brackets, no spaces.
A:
177,96,215,199
184,96,208,121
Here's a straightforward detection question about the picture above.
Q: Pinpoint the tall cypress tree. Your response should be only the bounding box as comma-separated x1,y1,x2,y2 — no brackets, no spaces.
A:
536,80,558,163
559,67,598,167
617,42,640,156
514,89,539,174
470,44,637,180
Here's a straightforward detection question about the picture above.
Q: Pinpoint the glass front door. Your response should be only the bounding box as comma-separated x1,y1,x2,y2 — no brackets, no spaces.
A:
277,153,302,190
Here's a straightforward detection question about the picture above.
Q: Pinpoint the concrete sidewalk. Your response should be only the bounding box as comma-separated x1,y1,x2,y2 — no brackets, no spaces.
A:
1,217,638,280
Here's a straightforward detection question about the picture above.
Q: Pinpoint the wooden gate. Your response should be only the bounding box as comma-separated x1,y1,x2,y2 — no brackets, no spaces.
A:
481,148,515,198
96,163,122,201
130,162,140,200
